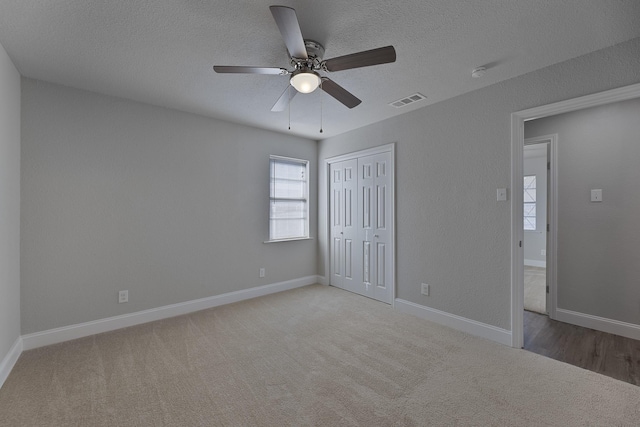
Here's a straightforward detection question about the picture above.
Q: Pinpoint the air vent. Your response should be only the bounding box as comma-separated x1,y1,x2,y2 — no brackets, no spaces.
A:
389,93,426,108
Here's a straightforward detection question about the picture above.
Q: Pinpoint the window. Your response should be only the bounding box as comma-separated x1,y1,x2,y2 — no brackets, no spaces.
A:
523,175,536,231
269,156,309,241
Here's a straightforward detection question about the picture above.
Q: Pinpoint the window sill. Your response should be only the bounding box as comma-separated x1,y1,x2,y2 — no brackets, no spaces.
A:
264,237,313,244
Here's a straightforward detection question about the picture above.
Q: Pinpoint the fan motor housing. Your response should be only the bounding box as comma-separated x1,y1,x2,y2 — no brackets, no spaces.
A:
304,40,325,61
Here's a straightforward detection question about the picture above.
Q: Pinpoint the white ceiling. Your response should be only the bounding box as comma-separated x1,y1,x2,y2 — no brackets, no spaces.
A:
1,0,639,139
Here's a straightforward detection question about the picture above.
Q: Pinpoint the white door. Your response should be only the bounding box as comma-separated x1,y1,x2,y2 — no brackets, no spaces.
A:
523,136,556,319
330,159,360,293
358,153,393,303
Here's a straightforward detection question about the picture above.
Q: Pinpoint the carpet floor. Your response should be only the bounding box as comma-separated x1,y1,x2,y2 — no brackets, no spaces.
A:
1,284,639,426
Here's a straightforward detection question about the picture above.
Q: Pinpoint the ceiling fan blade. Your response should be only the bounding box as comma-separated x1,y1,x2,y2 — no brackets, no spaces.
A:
269,6,308,59
271,85,297,112
321,78,361,109
324,46,396,72
213,66,287,75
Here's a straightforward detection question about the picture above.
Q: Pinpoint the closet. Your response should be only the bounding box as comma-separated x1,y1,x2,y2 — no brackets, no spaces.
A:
329,146,394,304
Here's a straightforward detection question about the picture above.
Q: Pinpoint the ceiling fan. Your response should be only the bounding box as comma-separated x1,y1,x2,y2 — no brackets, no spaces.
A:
213,5,396,112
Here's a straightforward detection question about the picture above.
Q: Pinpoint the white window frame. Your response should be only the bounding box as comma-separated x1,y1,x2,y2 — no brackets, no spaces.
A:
523,175,537,231
266,155,310,242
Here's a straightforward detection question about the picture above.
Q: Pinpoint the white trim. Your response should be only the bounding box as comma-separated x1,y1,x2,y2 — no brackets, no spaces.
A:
555,309,640,341
22,276,319,351
394,299,512,346
317,275,329,286
264,237,313,243
324,143,396,306
524,259,546,268
510,113,525,348
389,146,396,308
325,143,395,165
0,337,23,389
511,83,640,348
517,82,640,121
269,154,309,163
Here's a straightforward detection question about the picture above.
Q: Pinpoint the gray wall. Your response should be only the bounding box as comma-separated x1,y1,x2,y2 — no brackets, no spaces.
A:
525,97,640,325
523,146,547,265
0,42,21,360
21,79,317,334
318,37,640,330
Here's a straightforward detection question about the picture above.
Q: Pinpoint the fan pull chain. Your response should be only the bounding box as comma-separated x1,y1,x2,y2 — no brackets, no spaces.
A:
288,86,291,131
319,79,323,134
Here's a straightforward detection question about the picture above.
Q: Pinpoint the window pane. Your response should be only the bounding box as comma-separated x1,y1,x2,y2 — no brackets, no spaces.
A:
523,202,536,217
272,178,306,199
524,175,536,189
270,201,306,239
270,200,306,219
523,175,537,231
273,160,305,180
269,156,309,240
270,219,305,240
271,160,306,199
524,217,536,231
524,188,536,203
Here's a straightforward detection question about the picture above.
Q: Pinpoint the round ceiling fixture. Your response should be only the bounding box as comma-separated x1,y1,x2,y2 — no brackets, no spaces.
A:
290,69,321,93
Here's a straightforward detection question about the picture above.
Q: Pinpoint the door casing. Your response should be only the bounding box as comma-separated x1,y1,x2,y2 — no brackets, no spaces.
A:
510,83,640,348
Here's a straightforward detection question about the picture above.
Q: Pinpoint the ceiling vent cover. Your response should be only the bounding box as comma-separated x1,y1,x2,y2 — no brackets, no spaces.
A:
389,93,426,108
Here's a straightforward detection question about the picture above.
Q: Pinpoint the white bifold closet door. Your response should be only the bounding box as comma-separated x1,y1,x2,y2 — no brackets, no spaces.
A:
330,159,360,294
330,151,392,304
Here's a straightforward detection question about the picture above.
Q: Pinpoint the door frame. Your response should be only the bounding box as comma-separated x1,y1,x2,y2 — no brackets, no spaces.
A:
523,134,557,319
510,82,640,348
325,143,396,306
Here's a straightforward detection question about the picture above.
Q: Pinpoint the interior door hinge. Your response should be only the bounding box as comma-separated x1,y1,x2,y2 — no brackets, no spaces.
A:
519,241,522,248
547,224,550,232
546,285,549,293
547,161,551,170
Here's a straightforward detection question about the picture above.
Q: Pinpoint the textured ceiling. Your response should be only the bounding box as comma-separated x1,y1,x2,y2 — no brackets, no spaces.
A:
1,0,639,139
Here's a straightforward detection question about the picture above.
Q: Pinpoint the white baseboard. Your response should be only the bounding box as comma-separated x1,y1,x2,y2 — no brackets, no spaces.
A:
0,336,23,389
394,299,512,346
22,276,320,351
317,275,328,286
524,259,546,268
555,308,640,341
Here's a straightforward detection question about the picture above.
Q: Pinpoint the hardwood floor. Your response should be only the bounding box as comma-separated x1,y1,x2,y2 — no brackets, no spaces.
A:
524,310,640,386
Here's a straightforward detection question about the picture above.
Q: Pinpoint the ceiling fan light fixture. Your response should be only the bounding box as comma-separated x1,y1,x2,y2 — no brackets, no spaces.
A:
290,70,321,93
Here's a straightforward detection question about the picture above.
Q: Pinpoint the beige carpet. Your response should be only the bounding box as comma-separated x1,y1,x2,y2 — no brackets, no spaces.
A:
524,266,546,314
1,285,639,426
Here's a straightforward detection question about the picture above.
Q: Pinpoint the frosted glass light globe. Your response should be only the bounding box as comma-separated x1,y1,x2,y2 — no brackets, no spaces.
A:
290,71,321,93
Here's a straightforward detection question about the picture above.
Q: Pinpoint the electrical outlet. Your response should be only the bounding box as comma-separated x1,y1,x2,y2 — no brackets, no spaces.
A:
421,283,430,296
118,290,128,303
259,268,265,278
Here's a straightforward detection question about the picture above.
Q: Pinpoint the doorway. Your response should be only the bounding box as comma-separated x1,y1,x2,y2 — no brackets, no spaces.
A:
510,82,640,349
326,144,395,305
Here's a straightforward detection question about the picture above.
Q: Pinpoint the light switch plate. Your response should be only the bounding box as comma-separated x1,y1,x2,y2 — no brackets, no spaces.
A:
590,189,602,202
496,188,507,201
